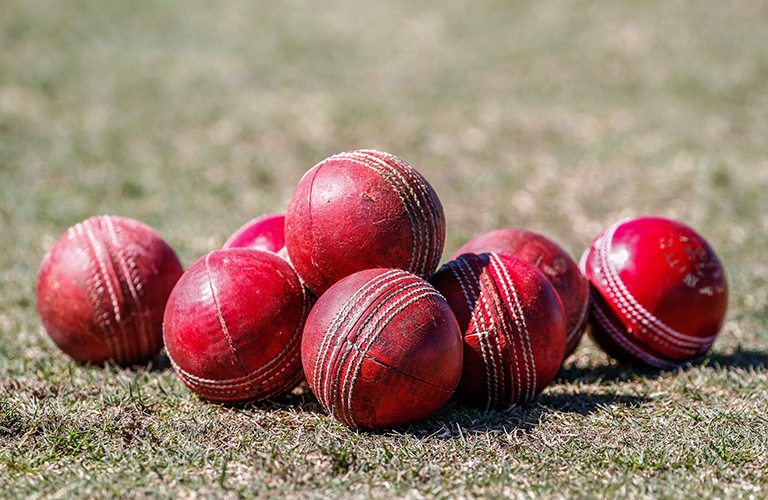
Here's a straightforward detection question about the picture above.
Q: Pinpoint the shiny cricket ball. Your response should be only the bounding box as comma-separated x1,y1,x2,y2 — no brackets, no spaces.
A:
580,216,728,368
431,252,567,409
302,268,463,429
221,213,286,255
451,228,589,359
285,149,445,296
36,215,183,365
163,249,311,403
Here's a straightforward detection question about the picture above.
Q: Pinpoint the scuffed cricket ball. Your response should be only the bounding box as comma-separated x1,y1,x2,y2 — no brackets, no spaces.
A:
36,215,183,365
285,150,445,296
451,228,589,359
163,249,311,403
302,268,463,429
431,253,567,409
580,217,728,368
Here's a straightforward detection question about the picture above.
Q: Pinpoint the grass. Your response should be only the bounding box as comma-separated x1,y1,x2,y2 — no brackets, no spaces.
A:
2,0,768,498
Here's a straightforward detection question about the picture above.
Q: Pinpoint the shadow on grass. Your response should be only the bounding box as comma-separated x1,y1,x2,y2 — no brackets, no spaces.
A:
399,389,650,438
146,353,172,372
556,360,664,384
198,382,325,414
256,382,323,414
557,347,768,385
536,390,648,414
697,348,768,370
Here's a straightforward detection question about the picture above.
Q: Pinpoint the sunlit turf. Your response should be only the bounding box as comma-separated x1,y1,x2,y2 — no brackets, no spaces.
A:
1,0,767,498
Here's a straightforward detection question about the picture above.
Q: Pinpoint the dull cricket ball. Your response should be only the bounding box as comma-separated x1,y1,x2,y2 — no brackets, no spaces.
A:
580,217,728,368
451,229,589,359
221,213,286,255
163,249,311,403
36,215,183,365
285,149,445,296
431,252,567,409
302,268,463,429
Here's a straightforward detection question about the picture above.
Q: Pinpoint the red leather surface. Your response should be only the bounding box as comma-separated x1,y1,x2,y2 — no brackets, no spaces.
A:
36,216,183,365
285,150,445,296
581,217,728,368
302,268,462,429
431,253,567,409
163,249,310,403
221,213,286,254
452,228,589,359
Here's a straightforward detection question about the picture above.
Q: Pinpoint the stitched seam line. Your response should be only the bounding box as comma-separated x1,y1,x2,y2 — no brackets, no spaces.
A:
167,282,310,398
592,298,673,368
314,270,411,410
342,285,441,425
477,271,503,407
446,259,497,406
599,220,716,347
355,150,443,277
334,153,426,276
327,279,428,424
205,253,250,377
73,223,116,352
82,219,125,364
101,216,149,362
490,253,537,402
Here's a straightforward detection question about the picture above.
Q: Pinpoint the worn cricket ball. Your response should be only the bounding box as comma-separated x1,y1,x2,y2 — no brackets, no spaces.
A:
221,213,286,255
285,149,445,296
451,229,589,359
579,217,728,368
302,268,463,429
163,249,311,403
431,253,567,409
36,215,183,365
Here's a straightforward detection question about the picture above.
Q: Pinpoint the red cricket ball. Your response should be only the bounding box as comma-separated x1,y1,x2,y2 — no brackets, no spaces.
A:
163,249,311,403
431,253,567,409
302,268,463,429
580,217,728,368
451,229,590,359
36,215,183,366
221,213,286,254
285,150,445,296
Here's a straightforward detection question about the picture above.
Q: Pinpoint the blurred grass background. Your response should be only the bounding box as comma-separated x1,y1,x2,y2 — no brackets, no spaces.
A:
1,0,767,498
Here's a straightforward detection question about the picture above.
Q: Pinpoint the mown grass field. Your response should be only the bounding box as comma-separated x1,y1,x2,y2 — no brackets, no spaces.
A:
2,0,768,498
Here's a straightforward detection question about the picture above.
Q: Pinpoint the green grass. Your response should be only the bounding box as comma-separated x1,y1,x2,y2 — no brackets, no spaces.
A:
2,0,768,498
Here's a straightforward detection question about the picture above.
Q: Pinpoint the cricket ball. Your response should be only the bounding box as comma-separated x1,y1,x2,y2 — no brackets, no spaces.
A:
580,217,728,368
164,249,311,403
451,229,590,359
285,149,445,296
431,253,567,409
36,215,183,366
302,268,463,429
221,213,286,255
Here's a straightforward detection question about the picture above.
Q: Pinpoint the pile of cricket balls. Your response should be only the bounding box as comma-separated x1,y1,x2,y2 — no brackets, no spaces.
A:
36,150,729,430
